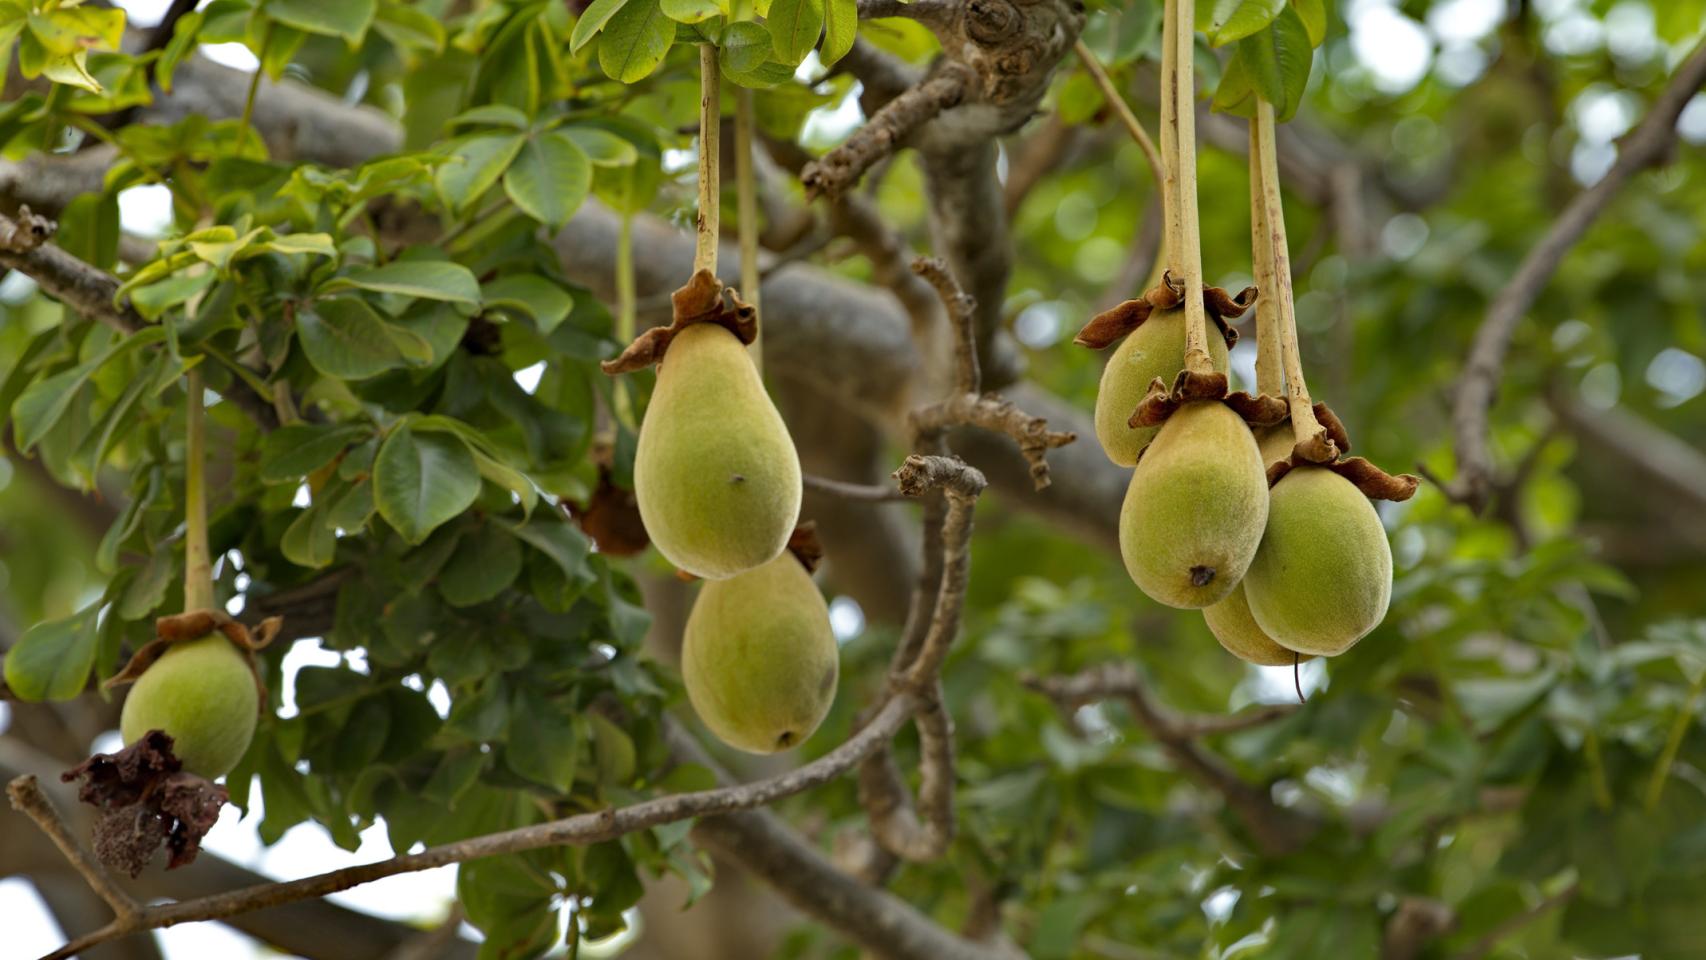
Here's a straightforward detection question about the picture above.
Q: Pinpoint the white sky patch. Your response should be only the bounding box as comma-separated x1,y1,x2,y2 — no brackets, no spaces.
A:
0,271,39,304
662,147,696,176
828,595,865,643
275,638,345,718
1571,86,1638,144
0,879,73,959
1570,140,1617,185
1426,0,1502,45
1434,43,1489,86
202,42,262,73
1202,886,1240,923
1680,94,1706,144
118,184,175,238
292,482,313,508
803,82,865,151
112,0,174,28
513,361,546,394
1604,2,1658,63
1647,347,1706,407
1380,212,1430,260
1013,300,1066,349
1248,658,1328,703
1348,0,1434,94
1543,10,1603,57
1580,361,1622,409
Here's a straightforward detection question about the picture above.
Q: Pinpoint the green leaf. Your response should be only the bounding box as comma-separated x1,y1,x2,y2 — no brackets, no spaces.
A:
373,2,446,52
720,20,774,76
597,0,674,83
327,261,482,305
374,424,482,544
262,232,338,257
297,298,413,380
571,0,632,52
439,523,524,607
3,605,100,701
483,275,575,332
505,691,582,791
1219,7,1313,120
821,0,856,67
449,104,532,130
502,132,591,229
156,10,204,92
11,328,165,452
282,499,338,568
435,133,526,212
766,0,823,66
261,423,373,483
1198,0,1286,46
562,127,639,168
1292,0,1327,46
661,0,721,23
264,0,376,44
41,49,103,94
507,518,591,583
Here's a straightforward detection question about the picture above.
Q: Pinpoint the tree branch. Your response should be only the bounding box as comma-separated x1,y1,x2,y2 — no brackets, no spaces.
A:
802,66,975,201
1448,37,1706,510
1023,663,1315,857
7,776,141,922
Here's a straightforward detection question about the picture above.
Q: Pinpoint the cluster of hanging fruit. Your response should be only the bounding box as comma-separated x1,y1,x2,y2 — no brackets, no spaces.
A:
1079,2,1417,670
602,51,838,754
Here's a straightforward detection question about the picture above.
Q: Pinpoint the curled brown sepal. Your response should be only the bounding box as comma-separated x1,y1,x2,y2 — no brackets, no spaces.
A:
60,730,229,876
1224,391,1289,427
105,609,278,715
1290,428,1339,466
1266,456,1420,502
1313,402,1352,454
568,443,648,557
786,521,825,574
598,269,758,375
1072,274,1246,351
1127,368,1232,429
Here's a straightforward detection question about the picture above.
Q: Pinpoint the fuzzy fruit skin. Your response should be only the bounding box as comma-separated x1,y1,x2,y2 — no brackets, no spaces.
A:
1118,401,1269,608
1243,466,1393,656
1203,582,1316,667
634,323,802,579
1094,309,1230,466
681,553,839,754
119,633,258,778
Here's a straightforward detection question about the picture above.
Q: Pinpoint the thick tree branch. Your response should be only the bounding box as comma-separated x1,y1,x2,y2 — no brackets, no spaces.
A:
0,208,146,335
1024,663,1316,857
802,66,975,201
1448,38,1706,510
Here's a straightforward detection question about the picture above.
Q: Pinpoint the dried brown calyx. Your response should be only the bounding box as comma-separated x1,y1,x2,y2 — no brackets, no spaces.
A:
569,441,648,557
1073,272,1252,351
1263,402,1420,502
61,730,229,875
105,608,279,701
599,269,757,375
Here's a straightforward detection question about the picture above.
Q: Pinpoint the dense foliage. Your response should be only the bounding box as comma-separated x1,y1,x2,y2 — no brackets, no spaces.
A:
3,0,1706,958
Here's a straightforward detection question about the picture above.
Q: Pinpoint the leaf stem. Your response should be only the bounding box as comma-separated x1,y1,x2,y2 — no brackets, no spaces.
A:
694,44,721,277
1583,729,1613,811
183,368,213,613
1645,673,1705,811
1073,40,1163,194
616,212,636,345
1159,0,1212,377
238,24,272,153
1248,122,1281,398
1252,99,1326,446
734,85,761,372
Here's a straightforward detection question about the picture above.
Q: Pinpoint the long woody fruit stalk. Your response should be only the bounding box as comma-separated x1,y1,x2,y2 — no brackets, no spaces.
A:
1159,0,1214,381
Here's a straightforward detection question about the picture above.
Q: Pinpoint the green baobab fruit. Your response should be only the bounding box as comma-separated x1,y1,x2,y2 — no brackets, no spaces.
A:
1243,466,1393,656
1255,423,1294,471
119,634,258,778
634,322,802,579
1203,582,1315,667
1119,401,1268,608
1094,309,1230,465
681,552,838,754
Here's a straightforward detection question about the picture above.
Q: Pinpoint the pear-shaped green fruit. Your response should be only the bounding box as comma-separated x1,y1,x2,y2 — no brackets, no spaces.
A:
681,553,838,754
1203,582,1316,667
1118,401,1269,608
1243,466,1393,656
1094,309,1230,466
119,634,258,778
634,323,802,579
1254,423,1293,471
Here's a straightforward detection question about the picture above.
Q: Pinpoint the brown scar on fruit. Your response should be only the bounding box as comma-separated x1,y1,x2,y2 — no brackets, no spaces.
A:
599,269,758,375
61,730,228,875
106,609,278,713
1073,272,1251,350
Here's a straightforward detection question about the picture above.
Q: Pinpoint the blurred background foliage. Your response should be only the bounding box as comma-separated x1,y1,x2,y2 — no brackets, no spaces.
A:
3,0,1706,958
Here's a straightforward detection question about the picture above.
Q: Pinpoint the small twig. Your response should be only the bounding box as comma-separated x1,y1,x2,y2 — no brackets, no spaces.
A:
183,369,213,613
6,776,141,922
910,394,1076,491
237,23,272,152
1645,673,1705,812
1448,884,1576,960
1023,663,1316,856
1074,40,1163,194
802,65,974,200
858,686,956,861
912,257,980,393
803,473,910,502
1450,37,1706,511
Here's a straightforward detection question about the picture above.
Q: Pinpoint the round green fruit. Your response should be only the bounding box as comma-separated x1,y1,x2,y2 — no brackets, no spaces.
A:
1242,466,1393,656
634,323,802,579
1118,401,1269,608
1203,582,1316,667
1093,309,1230,466
119,633,259,778
681,553,839,754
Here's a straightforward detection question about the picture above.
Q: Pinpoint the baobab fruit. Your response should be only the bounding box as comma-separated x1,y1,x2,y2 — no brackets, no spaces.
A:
1203,582,1315,667
1243,466,1393,656
634,322,802,579
119,634,258,778
1118,401,1268,608
1255,422,1293,471
1094,309,1230,465
681,552,838,754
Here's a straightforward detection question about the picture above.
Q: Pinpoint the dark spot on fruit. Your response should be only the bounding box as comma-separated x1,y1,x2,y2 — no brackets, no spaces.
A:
1190,565,1215,587
819,667,835,695
775,730,796,749
730,474,746,484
